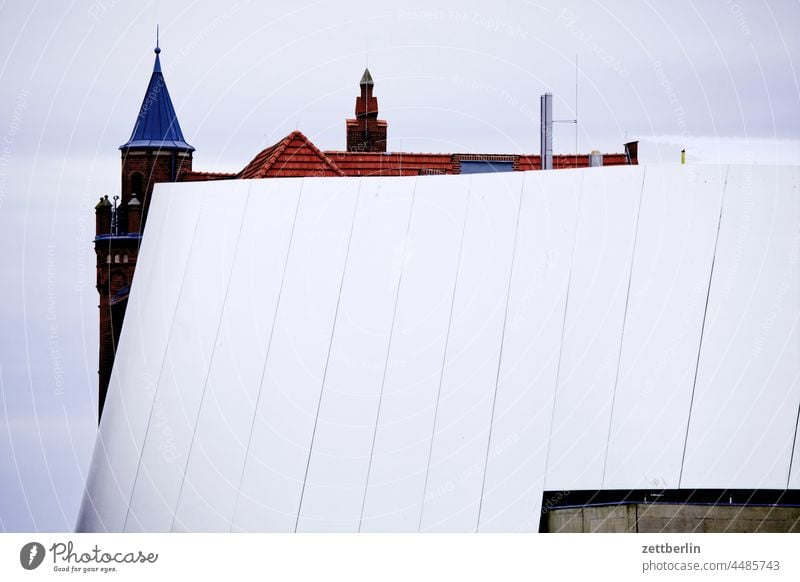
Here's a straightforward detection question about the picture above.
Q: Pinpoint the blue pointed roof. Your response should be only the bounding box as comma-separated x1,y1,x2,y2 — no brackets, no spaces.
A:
120,44,194,152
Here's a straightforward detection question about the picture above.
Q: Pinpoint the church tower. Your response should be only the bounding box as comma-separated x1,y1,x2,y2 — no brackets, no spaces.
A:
119,38,195,224
346,68,387,152
94,38,194,420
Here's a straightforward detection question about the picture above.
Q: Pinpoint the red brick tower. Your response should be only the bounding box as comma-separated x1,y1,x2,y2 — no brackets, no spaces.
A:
94,39,194,420
346,68,387,152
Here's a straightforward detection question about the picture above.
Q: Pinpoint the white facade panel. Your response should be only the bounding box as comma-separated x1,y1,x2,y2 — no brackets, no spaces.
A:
603,165,725,489
477,170,580,531
791,161,800,484
682,165,800,489
232,178,360,532
77,184,204,532
359,176,472,532
419,172,523,531
125,181,249,531
296,178,416,532
790,401,800,488
545,166,644,490
172,180,302,532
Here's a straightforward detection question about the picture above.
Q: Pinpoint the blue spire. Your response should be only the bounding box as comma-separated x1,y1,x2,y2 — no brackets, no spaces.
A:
120,36,194,152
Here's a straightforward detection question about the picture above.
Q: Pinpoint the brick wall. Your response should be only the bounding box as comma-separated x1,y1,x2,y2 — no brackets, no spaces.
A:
94,239,138,419
346,118,388,153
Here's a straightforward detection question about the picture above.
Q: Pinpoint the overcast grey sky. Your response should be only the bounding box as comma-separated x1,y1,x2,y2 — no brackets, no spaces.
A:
0,0,798,532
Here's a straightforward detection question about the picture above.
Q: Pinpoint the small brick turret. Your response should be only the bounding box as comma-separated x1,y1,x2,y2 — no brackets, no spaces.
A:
95,196,112,235
346,68,387,152
127,194,142,235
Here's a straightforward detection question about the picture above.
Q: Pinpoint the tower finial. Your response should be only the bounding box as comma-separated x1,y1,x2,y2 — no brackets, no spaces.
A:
360,67,374,87
155,24,160,54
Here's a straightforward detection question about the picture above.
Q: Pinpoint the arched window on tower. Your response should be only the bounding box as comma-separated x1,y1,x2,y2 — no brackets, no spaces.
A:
130,172,143,200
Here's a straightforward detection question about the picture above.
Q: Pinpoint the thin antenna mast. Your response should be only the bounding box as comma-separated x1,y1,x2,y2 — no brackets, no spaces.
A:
551,55,579,168
575,54,578,167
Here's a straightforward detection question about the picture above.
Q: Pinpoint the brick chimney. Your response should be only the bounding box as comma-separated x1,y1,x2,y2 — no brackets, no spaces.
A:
127,194,142,235
95,196,112,236
346,68,387,152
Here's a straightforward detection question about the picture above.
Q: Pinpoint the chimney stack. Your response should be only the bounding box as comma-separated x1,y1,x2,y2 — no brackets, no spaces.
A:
95,196,112,236
540,93,553,170
127,194,142,234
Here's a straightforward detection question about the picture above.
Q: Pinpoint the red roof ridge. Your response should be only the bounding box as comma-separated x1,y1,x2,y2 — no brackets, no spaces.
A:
253,134,293,178
241,130,345,179
325,150,453,158
289,130,345,177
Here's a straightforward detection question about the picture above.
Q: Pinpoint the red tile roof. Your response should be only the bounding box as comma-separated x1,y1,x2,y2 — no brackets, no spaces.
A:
517,153,632,171
324,151,455,177
186,132,637,182
239,131,344,179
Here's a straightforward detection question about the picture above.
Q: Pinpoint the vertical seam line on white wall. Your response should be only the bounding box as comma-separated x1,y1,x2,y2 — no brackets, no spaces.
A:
787,373,800,488
601,167,648,486
358,178,418,531
475,175,526,532
417,179,473,532
123,187,208,532
294,180,363,532
228,181,305,532
679,165,730,487
80,194,172,532
169,181,253,532
542,172,585,489
783,170,800,488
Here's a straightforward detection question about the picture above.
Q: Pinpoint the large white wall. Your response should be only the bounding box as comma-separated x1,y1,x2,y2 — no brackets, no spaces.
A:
77,164,800,532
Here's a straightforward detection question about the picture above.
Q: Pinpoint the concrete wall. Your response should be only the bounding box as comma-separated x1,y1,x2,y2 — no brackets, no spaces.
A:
547,504,800,533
